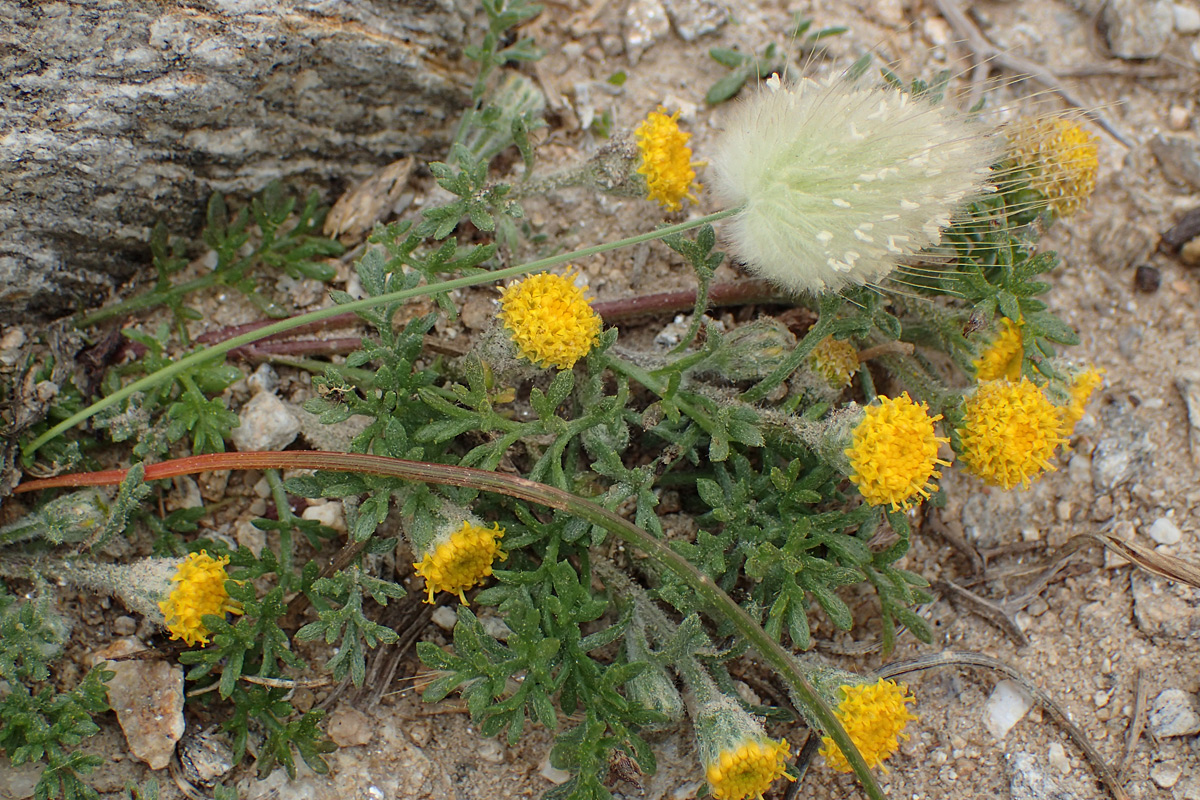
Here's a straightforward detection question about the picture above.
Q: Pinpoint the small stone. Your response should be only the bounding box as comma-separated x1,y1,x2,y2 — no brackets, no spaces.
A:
1090,403,1155,491
1183,237,1200,265
1145,516,1183,545
661,0,730,42
1008,752,1083,800
477,738,505,764
1149,689,1200,737
1047,742,1070,775
231,392,301,452
1132,572,1200,638
1175,2,1200,33
623,0,670,64
234,517,266,556
1133,265,1161,292
1168,105,1192,130
1151,135,1200,191
112,615,137,636
1091,495,1114,521
540,756,573,785
90,638,185,769
479,613,513,642
177,727,234,789
1068,453,1092,484
1027,597,1050,617
301,500,347,534
431,605,458,631
1151,760,1183,788
923,15,952,45
1056,500,1073,522
986,680,1034,740
327,705,373,747
168,475,203,511
1102,0,1173,59
246,363,278,395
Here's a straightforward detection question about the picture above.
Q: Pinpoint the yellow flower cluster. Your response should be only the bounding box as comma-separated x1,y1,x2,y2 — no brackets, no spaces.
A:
635,106,700,212
820,678,918,773
974,317,1024,382
706,737,794,800
846,394,949,511
413,521,507,604
957,377,1067,489
158,551,242,647
810,336,859,389
1005,117,1099,217
499,271,603,370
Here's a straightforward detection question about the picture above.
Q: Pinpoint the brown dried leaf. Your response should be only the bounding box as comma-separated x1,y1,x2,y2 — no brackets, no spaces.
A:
324,157,415,243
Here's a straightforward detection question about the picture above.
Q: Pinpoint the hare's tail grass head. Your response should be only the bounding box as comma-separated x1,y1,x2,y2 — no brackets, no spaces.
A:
709,72,1001,295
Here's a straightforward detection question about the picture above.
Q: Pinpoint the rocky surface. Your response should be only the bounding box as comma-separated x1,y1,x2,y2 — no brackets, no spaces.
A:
0,0,473,319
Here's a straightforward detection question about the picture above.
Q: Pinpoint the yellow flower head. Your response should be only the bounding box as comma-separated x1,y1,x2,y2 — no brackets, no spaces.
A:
413,521,507,604
846,393,950,511
957,377,1067,489
158,551,243,647
499,271,603,370
810,336,859,389
1060,365,1104,435
1005,117,1099,217
635,106,700,212
705,737,794,800
821,678,918,773
974,317,1024,382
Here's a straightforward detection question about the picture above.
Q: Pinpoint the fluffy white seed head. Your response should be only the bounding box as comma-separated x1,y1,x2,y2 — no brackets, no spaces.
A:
710,75,1001,293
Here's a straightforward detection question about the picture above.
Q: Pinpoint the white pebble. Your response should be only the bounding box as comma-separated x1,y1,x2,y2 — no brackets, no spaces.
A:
430,606,458,631
1175,3,1200,33
1047,742,1070,775
985,680,1034,740
1145,516,1183,545
301,500,347,534
1151,760,1183,788
1149,689,1200,737
231,392,301,452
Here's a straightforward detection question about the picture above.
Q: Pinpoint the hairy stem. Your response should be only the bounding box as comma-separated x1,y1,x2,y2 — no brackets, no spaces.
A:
15,450,884,798
25,208,741,457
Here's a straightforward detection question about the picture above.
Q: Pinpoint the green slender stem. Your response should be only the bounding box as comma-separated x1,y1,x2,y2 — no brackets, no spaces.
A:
25,208,741,457
600,354,716,435
78,274,219,328
14,450,884,798
265,470,294,590
267,357,375,386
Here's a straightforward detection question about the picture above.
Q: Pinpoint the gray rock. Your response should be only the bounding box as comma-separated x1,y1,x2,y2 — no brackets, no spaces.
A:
0,0,471,320
1151,135,1200,191
1008,752,1082,800
1132,572,1200,639
231,392,300,452
177,727,234,789
1090,401,1155,491
1148,688,1200,737
661,0,730,42
1102,0,1174,59
624,0,671,64
90,638,185,770
1151,760,1184,788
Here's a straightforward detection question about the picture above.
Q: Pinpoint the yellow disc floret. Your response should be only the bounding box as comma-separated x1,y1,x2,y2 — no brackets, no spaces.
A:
973,317,1024,382
957,377,1067,489
1060,365,1104,435
158,551,243,647
810,336,859,389
635,106,700,212
705,737,794,800
1005,117,1099,217
846,393,950,511
499,271,603,370
413,521,507,604
821,678,918,773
